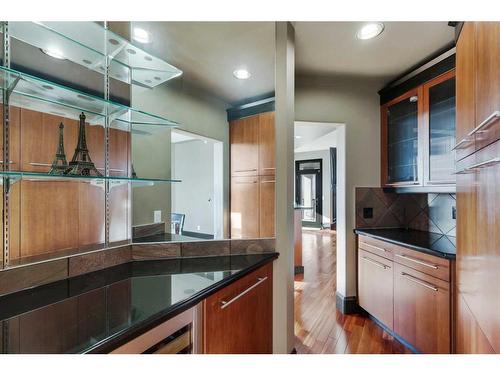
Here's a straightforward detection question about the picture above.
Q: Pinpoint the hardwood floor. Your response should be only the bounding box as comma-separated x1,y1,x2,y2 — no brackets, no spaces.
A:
294,229,411,354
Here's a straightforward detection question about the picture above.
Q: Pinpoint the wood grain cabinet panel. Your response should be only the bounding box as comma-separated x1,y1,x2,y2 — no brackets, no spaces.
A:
203,263,272,353
358,248,394,330
20,110,78,172
259,175,275,238
231,176,259,239
0,105,21,169
394,263,450,353
474,22,500,151
19,180,79,258
392,246,450,282
455,22,477,160
230,116,259,177
258,112,275,176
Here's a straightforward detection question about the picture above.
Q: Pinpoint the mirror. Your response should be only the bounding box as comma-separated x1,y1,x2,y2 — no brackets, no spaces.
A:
130,22,275,243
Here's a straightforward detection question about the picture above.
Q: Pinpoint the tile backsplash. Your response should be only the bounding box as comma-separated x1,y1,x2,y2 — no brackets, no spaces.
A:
355,187,456,236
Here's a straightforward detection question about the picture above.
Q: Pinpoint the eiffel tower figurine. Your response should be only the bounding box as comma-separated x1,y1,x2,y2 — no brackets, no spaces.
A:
48,122,69,175
65,112,103,177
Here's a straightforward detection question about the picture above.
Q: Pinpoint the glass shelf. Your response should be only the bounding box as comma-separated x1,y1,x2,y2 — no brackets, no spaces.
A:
5,22,182,88
0,66,180,128
0,171,181,185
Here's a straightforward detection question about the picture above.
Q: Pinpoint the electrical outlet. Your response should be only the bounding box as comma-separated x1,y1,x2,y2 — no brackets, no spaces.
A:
154,210,162,223
363,207,373,219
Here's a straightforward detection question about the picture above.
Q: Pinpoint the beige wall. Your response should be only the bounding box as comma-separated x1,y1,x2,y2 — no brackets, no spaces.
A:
131,79,230,234
295,73,381,298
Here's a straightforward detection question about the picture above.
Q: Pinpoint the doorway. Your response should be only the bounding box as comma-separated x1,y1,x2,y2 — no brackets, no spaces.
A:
295,159,323,228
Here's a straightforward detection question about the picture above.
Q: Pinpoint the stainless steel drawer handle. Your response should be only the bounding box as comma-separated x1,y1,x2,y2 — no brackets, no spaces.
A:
361,256,389,270
234,181,257,184
452,137,473,150
467,157,500,170
0,160,14,164
468,110,500,136
234,169,257,172
261,180,276,183
220,276,268,309
401,272,438,292
395,254,438,269
361,243,387,253
263,168,276,170
29,162,51,167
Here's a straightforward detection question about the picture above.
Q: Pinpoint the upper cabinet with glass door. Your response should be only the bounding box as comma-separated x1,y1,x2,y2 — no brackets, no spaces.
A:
381,66,456,191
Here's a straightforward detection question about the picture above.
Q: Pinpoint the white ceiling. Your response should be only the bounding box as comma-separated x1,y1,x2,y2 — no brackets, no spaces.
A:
295,22,455,87
131,22,275,105
294,122,340,151
132,22,455,104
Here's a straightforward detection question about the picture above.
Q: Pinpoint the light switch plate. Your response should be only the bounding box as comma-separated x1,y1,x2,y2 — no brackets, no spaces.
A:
154,210,162,223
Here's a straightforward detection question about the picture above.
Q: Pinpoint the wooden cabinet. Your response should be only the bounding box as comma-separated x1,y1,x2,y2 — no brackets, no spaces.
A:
474,22,500,151
357,234,453,353
455,21,500,354
230,176,260,239
381,71,456,188
230,115,259,177
258,112,276,176
358,248,394,330
455,22,477,160
393,263,450,354
203,262,272,353
230,112,275,238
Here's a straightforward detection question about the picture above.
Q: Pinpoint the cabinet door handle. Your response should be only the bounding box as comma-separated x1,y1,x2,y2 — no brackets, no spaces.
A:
262,168,276,170
401,272,438,292
261,180,275,183
234,169,257,172
468,110,500,137
234,180,257,184
467,157,500,170
0,160,14,164
361,256,389,270
220,276,268,309
361,242,387,253
452,137,473,150
395,254,438,269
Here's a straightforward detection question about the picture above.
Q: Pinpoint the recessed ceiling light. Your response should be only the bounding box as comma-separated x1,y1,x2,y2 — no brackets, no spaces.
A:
356,22,385,40
133,27,151,44
40,47,65,60
233,69,251,80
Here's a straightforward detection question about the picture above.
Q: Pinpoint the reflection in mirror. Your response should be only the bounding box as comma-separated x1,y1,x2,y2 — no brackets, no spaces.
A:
130,22,275,243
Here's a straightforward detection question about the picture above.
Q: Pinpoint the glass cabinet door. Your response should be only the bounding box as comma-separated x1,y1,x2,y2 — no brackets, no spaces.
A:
427,76,456,183
387,95,419,184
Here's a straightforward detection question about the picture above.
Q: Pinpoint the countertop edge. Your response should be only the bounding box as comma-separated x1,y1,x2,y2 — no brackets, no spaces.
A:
84,252,279,354
354,229,456,260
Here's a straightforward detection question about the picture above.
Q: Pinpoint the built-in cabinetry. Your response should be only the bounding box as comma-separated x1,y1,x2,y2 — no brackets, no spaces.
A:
455,22,500,354
203,262,273,353
230,112,275,238
357,235,453,353
381,69,456,189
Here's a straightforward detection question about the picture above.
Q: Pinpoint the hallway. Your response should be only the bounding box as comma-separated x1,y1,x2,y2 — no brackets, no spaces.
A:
294,229,411,354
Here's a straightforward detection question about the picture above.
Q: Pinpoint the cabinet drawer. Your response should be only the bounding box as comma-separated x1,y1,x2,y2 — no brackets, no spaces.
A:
203,263,272,353
358,249,394,330
358,235,395,260
393,246,450,282
394,263,450,353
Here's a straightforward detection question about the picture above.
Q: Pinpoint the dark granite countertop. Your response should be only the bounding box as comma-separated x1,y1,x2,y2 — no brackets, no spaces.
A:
354,228,456,259
0,252,278,354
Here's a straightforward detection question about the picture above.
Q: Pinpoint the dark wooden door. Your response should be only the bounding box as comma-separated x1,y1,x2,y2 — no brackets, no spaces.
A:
203,263,272,354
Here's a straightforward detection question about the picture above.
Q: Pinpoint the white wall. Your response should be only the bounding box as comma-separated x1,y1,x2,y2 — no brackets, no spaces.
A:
294,149,332,227
295,73,380,299
172,139,215,235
